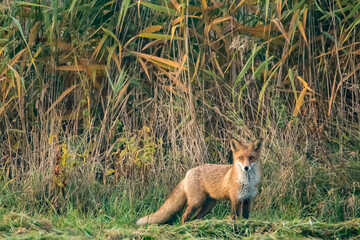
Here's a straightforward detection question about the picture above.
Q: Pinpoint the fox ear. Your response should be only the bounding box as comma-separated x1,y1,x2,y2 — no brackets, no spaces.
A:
230,138,244,152
253,139,263,152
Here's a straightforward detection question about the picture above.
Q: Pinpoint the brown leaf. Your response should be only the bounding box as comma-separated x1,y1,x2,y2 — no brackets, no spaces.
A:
271,19,290,44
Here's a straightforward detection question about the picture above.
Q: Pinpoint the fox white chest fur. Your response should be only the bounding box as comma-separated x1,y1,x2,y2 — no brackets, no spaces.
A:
236,162,260,201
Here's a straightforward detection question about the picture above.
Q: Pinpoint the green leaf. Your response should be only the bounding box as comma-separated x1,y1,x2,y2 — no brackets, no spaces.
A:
321,31,335,43
257,65,280,115
347,2,360,19
254,56,274,79
140,1,180,16
11,17,27,45
14,1,52,8
137,33,184,41
102,27,120,44
288,69,298,100
232,44,261,100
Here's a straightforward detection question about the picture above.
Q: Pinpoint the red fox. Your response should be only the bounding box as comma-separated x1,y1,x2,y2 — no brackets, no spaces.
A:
136,138,263,225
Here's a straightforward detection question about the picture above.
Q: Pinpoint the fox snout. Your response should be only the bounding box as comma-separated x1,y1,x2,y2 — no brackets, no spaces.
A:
238,161,253,171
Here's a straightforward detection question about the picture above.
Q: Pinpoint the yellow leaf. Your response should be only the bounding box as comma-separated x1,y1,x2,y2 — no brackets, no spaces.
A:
12,141,20,151
170,0,180,11
297,76,314,93
191,51,201,82
141,39,163,51
7,65,23,101
1,179,14,193
234,0,248,10
0,45,6,56
57,65,85,72
113,81,130,108
172,15,201,25
49,135,57,144
293,88,307,117
104,0,114,7
303,8,308,27
297,21,308,46
62,145,68,155
107,44,120,71
45,84,80,115
106,169,116,176
172,16,183,25
9,49,26,66
138,57,151,81
212,53,224,78
131,51,187,70
201,0,207,10
139,25,163,34
212,16,232,25
0,98,14,116
34,47,42,58
276,0,282,18
1,49,26,76
292,76,315,117
91,34,109,60
27,22,41,48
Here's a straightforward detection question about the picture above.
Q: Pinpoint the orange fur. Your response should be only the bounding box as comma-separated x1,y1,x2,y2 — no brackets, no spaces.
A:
136,138,263,225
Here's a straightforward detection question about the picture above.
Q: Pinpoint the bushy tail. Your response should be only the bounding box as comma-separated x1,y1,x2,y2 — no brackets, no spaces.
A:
136,180,187,225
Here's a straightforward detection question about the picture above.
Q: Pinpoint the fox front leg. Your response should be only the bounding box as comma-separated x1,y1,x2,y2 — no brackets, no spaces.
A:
231,200,241,220
242,200,251,219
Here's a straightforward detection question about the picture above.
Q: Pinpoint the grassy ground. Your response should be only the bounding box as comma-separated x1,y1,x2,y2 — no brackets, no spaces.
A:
1,179,359,240
1,145,359,239
1,210,360,239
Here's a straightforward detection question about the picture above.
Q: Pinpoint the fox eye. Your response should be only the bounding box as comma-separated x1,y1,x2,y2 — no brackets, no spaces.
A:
249,156,255,161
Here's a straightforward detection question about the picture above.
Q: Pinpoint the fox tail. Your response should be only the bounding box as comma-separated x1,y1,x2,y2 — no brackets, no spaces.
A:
136,180,187,225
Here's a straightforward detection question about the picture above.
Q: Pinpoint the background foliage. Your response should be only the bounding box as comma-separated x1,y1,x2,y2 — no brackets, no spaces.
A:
0,0,360,238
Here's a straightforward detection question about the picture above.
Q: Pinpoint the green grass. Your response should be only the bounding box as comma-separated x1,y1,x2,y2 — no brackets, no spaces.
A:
1,177,359,240
1,210,359,239
1,149,359,239
0,145,359,239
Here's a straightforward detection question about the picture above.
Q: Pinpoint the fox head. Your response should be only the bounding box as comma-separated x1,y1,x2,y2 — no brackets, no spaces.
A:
230,138,263,172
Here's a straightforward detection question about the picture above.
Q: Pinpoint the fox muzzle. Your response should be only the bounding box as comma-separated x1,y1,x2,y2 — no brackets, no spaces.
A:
238,161,254,171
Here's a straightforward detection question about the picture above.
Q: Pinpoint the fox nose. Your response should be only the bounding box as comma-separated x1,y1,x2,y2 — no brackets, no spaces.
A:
244,166,249,171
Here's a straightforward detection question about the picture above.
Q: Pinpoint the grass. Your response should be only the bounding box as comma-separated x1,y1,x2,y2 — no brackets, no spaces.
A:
0,132,359,239
1,157,359,240
1,210,360,239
